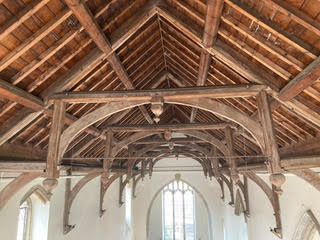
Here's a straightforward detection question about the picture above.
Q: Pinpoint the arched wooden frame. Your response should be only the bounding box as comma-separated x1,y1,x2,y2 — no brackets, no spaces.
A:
58,98,264,160
145,151,235,202
243,171,282,238
126,142,211,178
0,172,43,211
99,172,125,217
63,172,101,234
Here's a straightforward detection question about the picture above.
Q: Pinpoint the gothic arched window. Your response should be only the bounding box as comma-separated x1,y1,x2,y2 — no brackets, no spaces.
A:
162,180,196,240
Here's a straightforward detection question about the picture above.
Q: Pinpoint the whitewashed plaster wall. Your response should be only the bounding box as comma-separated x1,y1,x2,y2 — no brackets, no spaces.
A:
0,176,130,240
247,174,320,240
132,157,228,240
1,169,320,240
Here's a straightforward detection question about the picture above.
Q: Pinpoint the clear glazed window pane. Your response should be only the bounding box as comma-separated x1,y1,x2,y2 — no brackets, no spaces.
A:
163,191,174,240
174,191,184,240
163,181,195,240
17,201,28,240
184,191,195,240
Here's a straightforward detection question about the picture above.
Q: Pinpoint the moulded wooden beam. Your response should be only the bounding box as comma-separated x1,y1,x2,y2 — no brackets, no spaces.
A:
50,84,266,103
104,122,234,132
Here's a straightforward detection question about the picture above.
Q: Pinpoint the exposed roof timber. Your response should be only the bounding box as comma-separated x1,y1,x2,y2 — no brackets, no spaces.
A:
64,0,154,124
0,109,43,146
261,0,320,37
67,71,168,157
0,79,44,111
156,3,280,91
279,56,320,101
0,81,104,146
191,0,224,122
224,0,319,59
104,122,235,132
50,84,266,103
0,0,51,41
156,3,320,128
0,8,73,72
1,154,319,173
220,14,304,72
132,137,207,144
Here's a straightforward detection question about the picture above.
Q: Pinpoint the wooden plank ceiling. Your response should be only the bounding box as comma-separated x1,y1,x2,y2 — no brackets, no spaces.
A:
0,0,320,170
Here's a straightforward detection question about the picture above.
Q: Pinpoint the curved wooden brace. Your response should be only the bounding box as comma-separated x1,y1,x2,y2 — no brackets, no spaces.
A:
150,151,209,176
99,172,124,217
166,98,264,149
243,171,282,238
223,171,249,214
59,100,147,159
0,172,42,211
290,169,320,192
63,172,101,234
237,180,249,215
59,98,264,160
132,175,142,198
128,142,211,178
220,174,235,205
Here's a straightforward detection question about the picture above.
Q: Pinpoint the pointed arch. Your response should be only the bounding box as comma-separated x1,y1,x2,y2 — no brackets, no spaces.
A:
20,184,51,205
0,172,42,211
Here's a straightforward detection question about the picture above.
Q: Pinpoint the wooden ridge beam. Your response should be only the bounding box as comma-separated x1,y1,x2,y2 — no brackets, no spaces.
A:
50,84,266,103
104,122,235,132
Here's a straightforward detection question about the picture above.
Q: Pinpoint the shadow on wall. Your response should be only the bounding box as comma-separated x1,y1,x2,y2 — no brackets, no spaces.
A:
146,178,213,240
